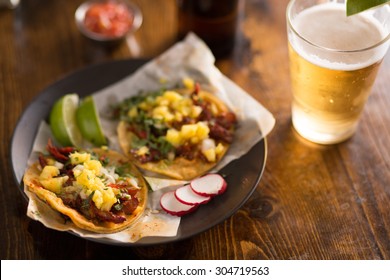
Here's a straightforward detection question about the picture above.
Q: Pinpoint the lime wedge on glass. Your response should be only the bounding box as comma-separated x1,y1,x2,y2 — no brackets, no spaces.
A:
76,95,107,146
49,93,83,147
347,0,390,16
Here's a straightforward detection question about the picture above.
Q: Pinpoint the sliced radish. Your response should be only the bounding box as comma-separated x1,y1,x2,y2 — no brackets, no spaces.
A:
160,191,198,216
190,173,227,197
175,185,212,206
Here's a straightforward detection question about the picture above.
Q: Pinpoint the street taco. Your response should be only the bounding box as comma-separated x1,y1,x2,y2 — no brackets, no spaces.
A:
115,79,237,180
23,140,148,233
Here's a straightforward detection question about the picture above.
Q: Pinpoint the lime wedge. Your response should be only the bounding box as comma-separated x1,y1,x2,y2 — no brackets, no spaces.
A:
49,93,83,147
76,95,107,146
346,0,390,16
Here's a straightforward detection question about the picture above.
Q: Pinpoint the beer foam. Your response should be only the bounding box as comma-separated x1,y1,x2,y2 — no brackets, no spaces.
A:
290,2,389,71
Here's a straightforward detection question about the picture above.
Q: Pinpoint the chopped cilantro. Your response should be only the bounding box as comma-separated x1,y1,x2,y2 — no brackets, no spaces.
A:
112,89,165,120
81,191,95,212
131,137,148,148
113,203,123,211
100,156,110,166
113,88,190,161
115,164,135,178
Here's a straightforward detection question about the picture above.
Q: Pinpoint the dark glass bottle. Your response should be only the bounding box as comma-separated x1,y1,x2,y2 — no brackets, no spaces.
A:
177,0,239,58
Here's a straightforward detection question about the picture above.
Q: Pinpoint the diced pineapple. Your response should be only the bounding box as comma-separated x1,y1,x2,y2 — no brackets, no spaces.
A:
173,98,192,115
178,104,191,116
91,186,117,211
136,146,149,156
163,90,183,103
72,164,84,178
152,105,163,118
174,111,183,122
183,77,195,90
155,95,169,106
195,122,210,139
152,106,174,122
84,160,102,176
138,101,151,111
89,180,116,212
190,105,202,118
39,165,59,180
181,124,198,138
75,168,95,187
190,136,200,144
46,158,56,166
40,177,68,194
167,122,210,145
215,143,225,155
128,106,138,118
70,152,91,165
75,168,116,211
100,188,117,211
202,148,216,162
92,190,104,210
39,165,68,194
166,129,182,147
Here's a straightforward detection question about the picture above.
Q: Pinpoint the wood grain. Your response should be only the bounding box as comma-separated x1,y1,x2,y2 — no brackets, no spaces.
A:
1,0,389,260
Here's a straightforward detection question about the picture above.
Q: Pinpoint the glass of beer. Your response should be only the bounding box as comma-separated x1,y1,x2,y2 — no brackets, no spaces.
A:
287,0,390,144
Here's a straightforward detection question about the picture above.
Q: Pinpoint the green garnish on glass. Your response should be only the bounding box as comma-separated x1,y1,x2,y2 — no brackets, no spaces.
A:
347,0,390,16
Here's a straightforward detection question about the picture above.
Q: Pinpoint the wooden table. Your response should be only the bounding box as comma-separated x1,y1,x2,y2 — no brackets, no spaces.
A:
1,0,389,260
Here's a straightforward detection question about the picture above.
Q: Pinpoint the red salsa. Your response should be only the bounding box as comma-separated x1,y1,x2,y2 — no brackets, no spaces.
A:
84,1,134,37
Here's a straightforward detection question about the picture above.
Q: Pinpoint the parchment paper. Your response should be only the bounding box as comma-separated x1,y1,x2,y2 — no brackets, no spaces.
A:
24,33,275,243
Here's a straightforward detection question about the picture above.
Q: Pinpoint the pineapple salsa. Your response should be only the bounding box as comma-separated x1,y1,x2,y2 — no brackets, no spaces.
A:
37,140,142,224
113,79,237,164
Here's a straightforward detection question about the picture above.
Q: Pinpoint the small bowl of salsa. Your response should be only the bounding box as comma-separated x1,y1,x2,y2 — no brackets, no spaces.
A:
75,0,142,43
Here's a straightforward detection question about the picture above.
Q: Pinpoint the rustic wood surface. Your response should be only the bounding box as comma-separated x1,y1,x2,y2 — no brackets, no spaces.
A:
1,0,389,260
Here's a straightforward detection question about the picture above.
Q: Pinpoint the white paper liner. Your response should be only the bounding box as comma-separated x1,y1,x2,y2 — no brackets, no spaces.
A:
25,122,181,242
24,33,275,243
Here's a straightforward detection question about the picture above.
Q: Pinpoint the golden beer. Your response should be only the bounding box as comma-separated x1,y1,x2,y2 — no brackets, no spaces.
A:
287,1,390,144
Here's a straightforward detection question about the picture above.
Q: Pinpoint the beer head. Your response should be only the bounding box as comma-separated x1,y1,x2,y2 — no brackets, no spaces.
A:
287,1,390,71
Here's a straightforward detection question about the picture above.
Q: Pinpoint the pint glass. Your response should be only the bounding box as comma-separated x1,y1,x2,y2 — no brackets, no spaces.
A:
287,0,390,144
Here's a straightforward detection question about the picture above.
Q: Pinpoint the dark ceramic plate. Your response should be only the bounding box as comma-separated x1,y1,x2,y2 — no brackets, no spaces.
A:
10,59,267,246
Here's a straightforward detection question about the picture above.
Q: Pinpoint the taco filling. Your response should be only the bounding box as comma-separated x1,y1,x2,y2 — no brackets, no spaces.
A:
23,139,148,233
114,79,237,180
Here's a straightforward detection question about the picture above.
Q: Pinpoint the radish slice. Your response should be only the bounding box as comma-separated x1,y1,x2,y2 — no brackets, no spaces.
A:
190,173,227,197
160,191,198,216
175,185,212,206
